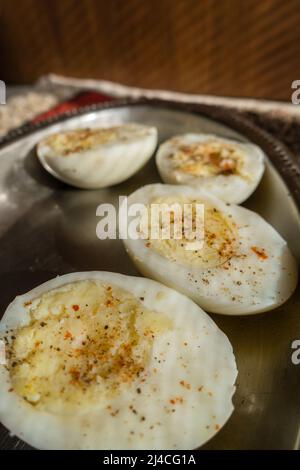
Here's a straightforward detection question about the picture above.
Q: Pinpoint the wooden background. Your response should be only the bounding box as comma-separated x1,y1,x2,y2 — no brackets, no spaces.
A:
0,0,299,100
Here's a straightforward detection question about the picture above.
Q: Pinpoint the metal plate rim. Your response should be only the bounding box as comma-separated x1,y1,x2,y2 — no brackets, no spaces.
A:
1,97,299,210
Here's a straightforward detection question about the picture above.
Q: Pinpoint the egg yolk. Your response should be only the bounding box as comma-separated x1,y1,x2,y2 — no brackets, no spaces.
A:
170,140,244,177
45,128,119,155
144,196,238,268
7,281,171,414
43,125,150,156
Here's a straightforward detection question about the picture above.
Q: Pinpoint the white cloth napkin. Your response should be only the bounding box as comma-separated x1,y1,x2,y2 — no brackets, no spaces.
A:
39,74,300,119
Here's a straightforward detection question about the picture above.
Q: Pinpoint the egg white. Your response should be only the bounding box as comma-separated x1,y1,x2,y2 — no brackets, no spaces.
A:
156,134,265,204
37,124,158,189
0,271,237,450
123,184,298,315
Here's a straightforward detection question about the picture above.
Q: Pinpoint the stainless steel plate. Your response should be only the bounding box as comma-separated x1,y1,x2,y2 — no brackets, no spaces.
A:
0,101,299,450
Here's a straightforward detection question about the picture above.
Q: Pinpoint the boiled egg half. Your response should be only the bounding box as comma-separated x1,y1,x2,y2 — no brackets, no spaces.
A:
123,184,298,315
156,134,265,203
37,124,157,189
0,271,237,449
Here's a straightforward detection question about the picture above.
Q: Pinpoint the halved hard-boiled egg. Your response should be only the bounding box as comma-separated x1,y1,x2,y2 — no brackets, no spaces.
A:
156,134,265,203
0,272,237,450
123,184,298,315
37,124,157,188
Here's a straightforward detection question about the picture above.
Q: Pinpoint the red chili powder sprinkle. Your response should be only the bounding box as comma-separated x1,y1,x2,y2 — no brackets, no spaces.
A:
169,396,184,405
251,246,268,260
180,380,191,390
64,331,73,340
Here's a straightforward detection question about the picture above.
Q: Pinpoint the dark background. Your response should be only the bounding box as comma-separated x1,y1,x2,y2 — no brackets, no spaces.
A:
0,0,300,100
